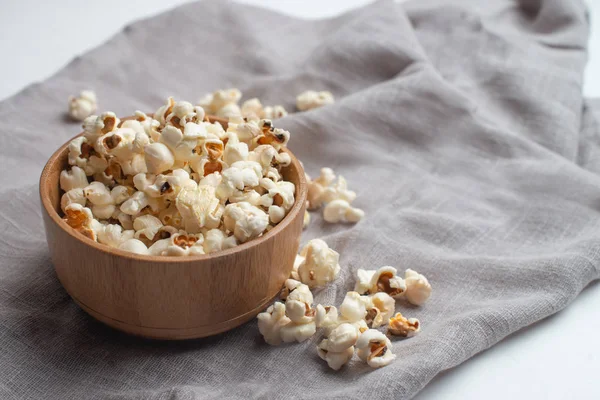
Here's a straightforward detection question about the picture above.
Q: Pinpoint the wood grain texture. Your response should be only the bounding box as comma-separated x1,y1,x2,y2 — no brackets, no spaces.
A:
39,116,307,340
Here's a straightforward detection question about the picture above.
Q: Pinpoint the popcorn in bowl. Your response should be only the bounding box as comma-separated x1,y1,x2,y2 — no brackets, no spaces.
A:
59,97,297,256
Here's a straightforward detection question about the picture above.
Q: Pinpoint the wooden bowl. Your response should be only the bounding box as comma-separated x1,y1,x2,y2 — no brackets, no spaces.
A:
39,116,307,340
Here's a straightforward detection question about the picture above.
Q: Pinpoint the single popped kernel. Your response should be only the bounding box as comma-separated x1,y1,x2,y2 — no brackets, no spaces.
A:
403,269,432,306
356,329,396,368
68,90,97,121
296,239,340,288
387,312,421,337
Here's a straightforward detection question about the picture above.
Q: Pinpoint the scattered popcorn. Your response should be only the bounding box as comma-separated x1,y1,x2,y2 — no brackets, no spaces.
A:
324,323,359,352
315,304,340,334
323,199,364,223
339,291,367,323
404,269,432,306
296,239,340,288
368,266,406,298
296,90,334,111
68,90,97,121
280,320,316,343
363,292,395,328
257,302,291,346
59,97,297,256
317,342,354,371
305,167,364,224
387,312,420,337
356,329,396,368
354,268,376,295
280,279,313,305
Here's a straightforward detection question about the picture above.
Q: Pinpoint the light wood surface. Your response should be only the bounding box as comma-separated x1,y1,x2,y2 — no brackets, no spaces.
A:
39,116,307,340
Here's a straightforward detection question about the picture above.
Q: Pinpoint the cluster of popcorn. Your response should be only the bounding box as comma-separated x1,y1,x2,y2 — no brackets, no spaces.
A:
306,168,364,224
257,239,432,370
198,88,289,121
60,97,296,256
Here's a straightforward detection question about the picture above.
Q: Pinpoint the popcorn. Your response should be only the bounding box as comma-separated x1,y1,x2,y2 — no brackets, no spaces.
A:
60,188,86,212
223,134,249,165
320,176,356,204
354,269,376,295
228,117,261,143
59,96,296,256
363,292,395,328
215,103,242,119
317,342,354,371
280,279,313,305
403,269,432,306
387,312,420,337
296,90,335,111
60,166,89,192
144,143,174,174
203,228,227,254
257,121,290,151
216,161,262,200
285,299,315,324
63,204,100,241
154,97,175,126
91,204,116,220
324,323,359,352
280,320,316,343
162,232,205,256
306,168,335,209
120,191,149,216
339,291,367,323
96,224,135,248
368,266,406,298
111,185,134,205
241,98,263,120
198,88,241,116
315,305,340,334
355,329,396,368
68,90,97,121
257,302,290,346
223,202,269,243
295,239,340,288
83,112,120,141
263,105,288,120
118,238,150,255
133,214,163,242
323,199,364,223
83,181,114,206
113,210,133,230
176,185,223,233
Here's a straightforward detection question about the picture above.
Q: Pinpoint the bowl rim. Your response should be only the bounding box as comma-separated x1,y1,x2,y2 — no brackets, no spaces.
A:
39,116,307,264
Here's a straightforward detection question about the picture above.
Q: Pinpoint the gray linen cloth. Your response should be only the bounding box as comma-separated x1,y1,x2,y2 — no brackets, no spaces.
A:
1,0,598,398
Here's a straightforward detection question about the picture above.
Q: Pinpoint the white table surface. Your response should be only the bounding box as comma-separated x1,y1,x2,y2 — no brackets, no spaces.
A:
2,0,599,398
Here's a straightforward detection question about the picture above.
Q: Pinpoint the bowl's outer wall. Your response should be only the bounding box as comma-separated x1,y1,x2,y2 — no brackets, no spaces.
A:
40,127,306,340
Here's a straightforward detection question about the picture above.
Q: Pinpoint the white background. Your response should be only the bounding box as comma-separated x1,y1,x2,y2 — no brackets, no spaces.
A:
1,0,599,398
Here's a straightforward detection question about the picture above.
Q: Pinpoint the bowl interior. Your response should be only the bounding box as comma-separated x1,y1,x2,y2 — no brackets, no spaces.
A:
40,116,307,262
